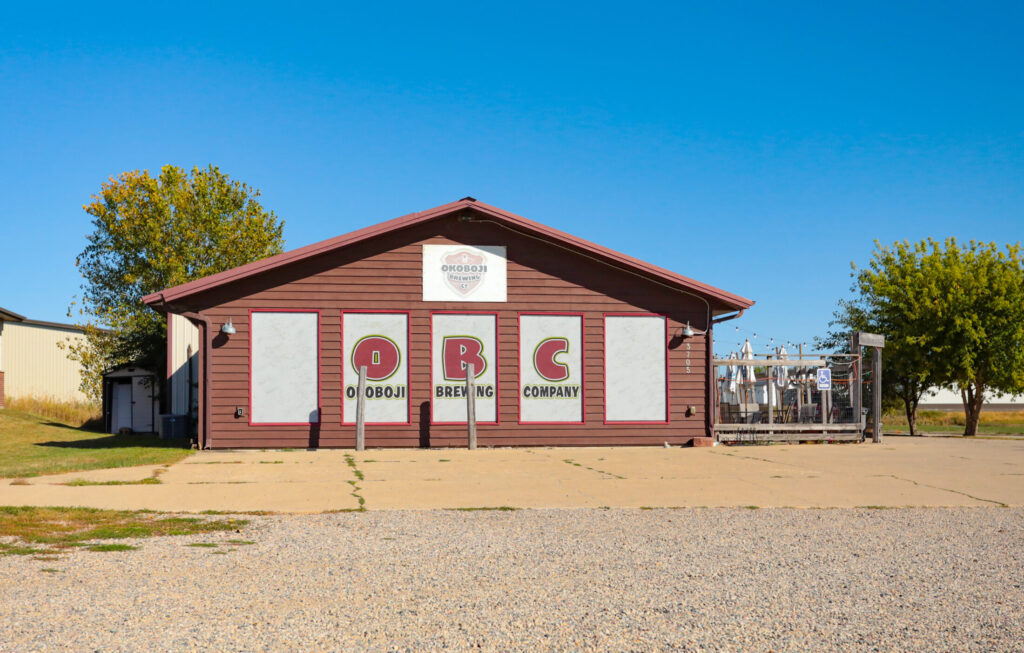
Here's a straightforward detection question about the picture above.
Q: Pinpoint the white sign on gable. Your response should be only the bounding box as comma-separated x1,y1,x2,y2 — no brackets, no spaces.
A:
341,312,409,425
519,314,584,423
430,312,499,424
422,245,507,302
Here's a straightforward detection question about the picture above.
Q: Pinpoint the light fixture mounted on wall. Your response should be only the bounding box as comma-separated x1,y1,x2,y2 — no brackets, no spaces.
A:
221,319,236,336
679,321,705,338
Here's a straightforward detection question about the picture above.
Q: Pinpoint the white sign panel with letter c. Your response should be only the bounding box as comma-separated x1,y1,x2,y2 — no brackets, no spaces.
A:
519,314,584,423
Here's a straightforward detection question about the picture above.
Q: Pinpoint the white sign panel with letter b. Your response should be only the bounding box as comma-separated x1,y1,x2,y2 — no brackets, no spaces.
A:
430,312,499,424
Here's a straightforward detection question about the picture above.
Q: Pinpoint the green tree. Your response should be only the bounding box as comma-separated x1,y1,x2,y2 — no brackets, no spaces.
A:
827,238,1024,436
822,241,946,435
931,240,1024,434
65,165,285,402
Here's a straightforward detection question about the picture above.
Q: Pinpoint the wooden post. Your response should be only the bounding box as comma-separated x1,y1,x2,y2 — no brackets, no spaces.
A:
821,367,828,428
872,347,883,443
796,344,803,419
766,352,773,434
851,333,863,439
825,377,833,424
355,365,367,451
466,363,477,450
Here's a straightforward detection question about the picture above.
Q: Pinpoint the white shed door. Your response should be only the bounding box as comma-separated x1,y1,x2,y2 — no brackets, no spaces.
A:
112,383,132,433
131,377,154,433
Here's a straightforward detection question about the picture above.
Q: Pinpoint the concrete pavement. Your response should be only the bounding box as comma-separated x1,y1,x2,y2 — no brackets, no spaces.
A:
1,436,1022,512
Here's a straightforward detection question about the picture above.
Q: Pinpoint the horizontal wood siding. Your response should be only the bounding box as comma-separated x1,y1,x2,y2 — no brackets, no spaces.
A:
186,216,712,448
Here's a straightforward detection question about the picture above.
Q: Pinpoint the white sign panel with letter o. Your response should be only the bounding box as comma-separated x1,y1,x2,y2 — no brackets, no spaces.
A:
422,245,507,302
431,312,499,424
604,314,668,422
342,312,409,424
519,314,584,423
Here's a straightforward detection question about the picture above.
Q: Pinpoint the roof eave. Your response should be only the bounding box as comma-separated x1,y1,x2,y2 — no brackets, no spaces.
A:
0,305,27,322
142,199,754,312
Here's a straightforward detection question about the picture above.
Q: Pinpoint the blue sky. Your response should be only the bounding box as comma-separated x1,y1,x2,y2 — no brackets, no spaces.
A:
1,1,1021,355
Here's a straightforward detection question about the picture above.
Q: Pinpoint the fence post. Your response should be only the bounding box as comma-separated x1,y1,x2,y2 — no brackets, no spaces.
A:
851,333,863,440
766,352,774,436
465,363,477,449
872,347,883,443
820,364,828,436
355,365,367,451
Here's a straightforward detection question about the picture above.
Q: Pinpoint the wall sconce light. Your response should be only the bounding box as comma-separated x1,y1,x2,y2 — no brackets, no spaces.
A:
677,322,708,339
221,319,236,336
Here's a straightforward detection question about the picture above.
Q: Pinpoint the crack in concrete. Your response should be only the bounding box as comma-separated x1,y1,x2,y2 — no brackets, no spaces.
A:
709,450,809,470
343,454,367,511
876,473,1008,507
560,458,625,480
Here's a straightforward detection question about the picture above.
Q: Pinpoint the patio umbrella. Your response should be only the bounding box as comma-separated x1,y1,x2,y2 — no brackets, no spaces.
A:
770,346,791,414
727,351,739,400
739,339,756,403
775,346,790,389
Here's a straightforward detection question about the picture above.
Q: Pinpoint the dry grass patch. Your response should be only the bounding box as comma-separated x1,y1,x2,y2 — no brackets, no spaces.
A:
886,409,1024,435
4,396,101,429
62,476,163,486
0,506,246,556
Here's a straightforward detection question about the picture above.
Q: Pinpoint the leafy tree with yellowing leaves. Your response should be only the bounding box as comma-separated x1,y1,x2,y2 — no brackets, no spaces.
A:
65,165,285,402
827,238,1024,436
930,239,1024,434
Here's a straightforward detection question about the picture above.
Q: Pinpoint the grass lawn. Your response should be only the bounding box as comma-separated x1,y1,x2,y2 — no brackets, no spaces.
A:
884,409,1024,436
0,409,193,478
887,423,1024,436
0,506,245,557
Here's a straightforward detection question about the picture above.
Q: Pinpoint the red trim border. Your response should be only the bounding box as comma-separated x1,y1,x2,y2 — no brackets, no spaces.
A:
602,312,671,425
517,312,586,425
248,309,322,426
429,311,500,426
340,310,413,427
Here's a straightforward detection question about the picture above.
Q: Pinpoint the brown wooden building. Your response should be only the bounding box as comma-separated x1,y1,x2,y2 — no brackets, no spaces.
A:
143,198,753,449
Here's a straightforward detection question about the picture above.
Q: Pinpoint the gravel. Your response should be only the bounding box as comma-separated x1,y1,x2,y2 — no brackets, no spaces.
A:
1,508,1022,652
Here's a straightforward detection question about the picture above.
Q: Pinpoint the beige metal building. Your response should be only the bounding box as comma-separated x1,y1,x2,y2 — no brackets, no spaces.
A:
167,312,199,417
0,305,91,406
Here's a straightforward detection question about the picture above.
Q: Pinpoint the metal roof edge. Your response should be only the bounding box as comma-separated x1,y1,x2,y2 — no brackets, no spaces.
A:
464,201,755,310
0,305,27,322
14,318,113,334
143,198,754,311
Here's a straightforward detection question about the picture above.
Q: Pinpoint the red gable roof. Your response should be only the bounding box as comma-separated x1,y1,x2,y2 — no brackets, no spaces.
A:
143,198,753,311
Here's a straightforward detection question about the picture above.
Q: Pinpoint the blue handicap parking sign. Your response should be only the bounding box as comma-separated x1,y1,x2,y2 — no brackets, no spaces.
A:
816,368,832,390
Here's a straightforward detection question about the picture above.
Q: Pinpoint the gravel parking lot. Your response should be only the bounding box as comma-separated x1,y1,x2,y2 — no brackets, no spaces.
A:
1,507,1022,652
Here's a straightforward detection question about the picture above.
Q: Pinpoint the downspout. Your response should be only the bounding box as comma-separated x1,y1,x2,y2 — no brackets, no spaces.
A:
707,309,746,439
180,311,212,450
705,321,714,439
